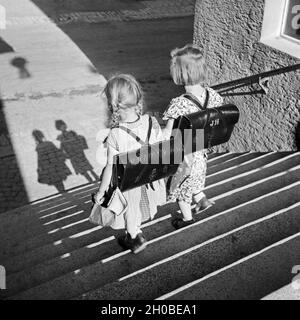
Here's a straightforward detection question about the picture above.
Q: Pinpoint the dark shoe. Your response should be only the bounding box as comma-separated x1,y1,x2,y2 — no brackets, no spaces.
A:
172,218,195,230
132,233,148,254
136,232,147,247
195,196,214,213
118,233,147,254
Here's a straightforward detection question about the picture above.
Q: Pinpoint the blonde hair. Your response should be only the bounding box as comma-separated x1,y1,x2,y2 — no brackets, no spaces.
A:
104,74,144,128
170,44,207,86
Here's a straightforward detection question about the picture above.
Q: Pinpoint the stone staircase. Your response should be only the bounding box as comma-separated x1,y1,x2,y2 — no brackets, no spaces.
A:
0,152,299,300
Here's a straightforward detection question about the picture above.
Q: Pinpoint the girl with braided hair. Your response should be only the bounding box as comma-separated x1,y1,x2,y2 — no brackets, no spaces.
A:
95,74,166,254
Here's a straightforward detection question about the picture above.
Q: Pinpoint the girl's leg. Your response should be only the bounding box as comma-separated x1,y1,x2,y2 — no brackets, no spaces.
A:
124,188,142,239
171,179,195,229
193,191,205,203
193,190,214,212
172,200,194,229
192,154,212,211
119,188,147,253
178,200,193,221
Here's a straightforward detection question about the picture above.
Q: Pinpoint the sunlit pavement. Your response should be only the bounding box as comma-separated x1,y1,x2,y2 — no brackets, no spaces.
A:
0,0,195,212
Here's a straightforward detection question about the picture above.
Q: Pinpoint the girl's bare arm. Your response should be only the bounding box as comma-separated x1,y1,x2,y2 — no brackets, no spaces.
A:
95,145,116,203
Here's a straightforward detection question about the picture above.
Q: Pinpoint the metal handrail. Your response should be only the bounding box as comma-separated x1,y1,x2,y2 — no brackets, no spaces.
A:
211,63,300,96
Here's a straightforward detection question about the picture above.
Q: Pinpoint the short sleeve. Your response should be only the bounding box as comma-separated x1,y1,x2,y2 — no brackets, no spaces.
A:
106,129,119,152
207,87,224,108
151,116,163,142
162,97,186,120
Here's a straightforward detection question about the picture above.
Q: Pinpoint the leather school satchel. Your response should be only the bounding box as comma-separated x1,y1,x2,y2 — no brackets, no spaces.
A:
114,116,181,192
173,90,240,150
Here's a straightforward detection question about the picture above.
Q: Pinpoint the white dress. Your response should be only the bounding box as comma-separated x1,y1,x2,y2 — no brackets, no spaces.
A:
106,114,166,232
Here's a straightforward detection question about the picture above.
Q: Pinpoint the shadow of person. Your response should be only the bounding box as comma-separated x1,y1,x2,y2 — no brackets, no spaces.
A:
10,57,31,79
32,130,72,193
55,120,99,183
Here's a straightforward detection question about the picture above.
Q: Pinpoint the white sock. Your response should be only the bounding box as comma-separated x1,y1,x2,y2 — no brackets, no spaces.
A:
194,192,205,203
127,231,138,239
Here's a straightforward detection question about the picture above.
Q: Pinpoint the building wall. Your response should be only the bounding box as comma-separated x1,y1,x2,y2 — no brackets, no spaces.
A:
194,0,300,152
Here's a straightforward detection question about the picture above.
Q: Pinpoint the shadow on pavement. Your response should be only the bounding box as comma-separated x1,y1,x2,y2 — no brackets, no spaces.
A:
32,129,72,193
0,0,194,213
0,97,28,214
11,57,32,79
30,0,192,111
55,120,99,183
0,37,14,54
32,122,99,193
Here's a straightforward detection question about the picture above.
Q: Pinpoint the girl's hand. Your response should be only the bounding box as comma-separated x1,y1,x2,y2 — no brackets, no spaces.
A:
95,190,105,205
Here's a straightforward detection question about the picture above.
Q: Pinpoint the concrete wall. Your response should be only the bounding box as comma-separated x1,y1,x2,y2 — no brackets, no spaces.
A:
194,0,300,152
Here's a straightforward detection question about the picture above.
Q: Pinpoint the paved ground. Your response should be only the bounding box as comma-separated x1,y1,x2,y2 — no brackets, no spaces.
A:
0,0,195,213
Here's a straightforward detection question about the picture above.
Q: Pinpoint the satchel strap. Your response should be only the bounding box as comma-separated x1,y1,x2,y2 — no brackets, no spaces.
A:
118,116,153,146
146,116,153,143
183,89,210,111
112,116,153,189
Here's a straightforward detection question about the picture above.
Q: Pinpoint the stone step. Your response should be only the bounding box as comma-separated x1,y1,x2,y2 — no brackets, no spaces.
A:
206,152,287,184
206,152,244,166
1,153,299,265
77,203,300,300
0,153,299,300
3,181,300,276
207,152,260,174
205,153,300,199
3,181,299,299
158,232,300,300
1,152,297,257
